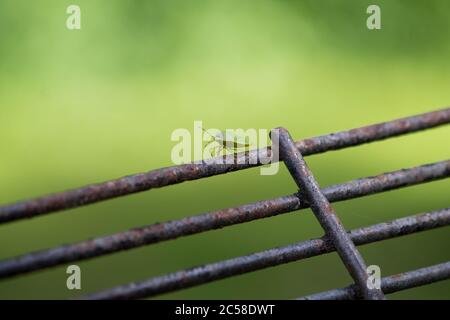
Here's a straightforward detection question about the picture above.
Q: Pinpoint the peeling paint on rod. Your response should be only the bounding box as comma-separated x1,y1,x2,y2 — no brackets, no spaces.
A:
0,161,448,279
0,107,449,224
80,208,450,300
274,127,385,299
298,261,450,300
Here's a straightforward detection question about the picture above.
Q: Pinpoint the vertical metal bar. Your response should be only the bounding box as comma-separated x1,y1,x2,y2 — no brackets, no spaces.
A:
272,127,385,300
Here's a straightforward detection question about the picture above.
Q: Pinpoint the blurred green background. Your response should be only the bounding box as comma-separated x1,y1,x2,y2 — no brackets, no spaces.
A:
0,0,449,299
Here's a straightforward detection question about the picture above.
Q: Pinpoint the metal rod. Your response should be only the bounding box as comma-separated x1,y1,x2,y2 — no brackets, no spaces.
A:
298,261,450,300
80,208,450,300
0,161,448,279
274,127,385,299
1,108,449,224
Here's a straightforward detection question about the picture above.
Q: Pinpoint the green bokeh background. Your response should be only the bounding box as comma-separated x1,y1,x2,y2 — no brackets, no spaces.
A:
0,0,449,299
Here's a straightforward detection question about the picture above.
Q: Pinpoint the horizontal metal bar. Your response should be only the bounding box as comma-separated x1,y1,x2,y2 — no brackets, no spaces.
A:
1,108,449,224
1,161,448,279
80,208,450,300
275,127,385,299
298,261,450,300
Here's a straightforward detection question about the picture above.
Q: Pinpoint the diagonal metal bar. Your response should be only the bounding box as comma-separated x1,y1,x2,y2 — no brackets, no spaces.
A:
273,127,385,299
0,161,448,279
298,261,450,300
80,208,450,300
0,108,449,224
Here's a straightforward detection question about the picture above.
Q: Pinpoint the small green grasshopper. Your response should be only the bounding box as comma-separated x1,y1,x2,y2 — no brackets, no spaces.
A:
201,127,251,157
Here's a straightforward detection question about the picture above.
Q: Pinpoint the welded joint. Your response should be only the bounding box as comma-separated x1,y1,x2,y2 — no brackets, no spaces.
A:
271,127,386,300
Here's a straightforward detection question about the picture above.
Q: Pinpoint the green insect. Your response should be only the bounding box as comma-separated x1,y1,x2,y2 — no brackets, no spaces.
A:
201,127,251,157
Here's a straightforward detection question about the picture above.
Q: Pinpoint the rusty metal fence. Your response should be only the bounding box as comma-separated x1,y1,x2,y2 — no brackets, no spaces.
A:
0,108,449,299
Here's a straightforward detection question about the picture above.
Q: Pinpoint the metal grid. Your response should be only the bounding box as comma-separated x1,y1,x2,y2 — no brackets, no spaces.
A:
0,108,449,299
